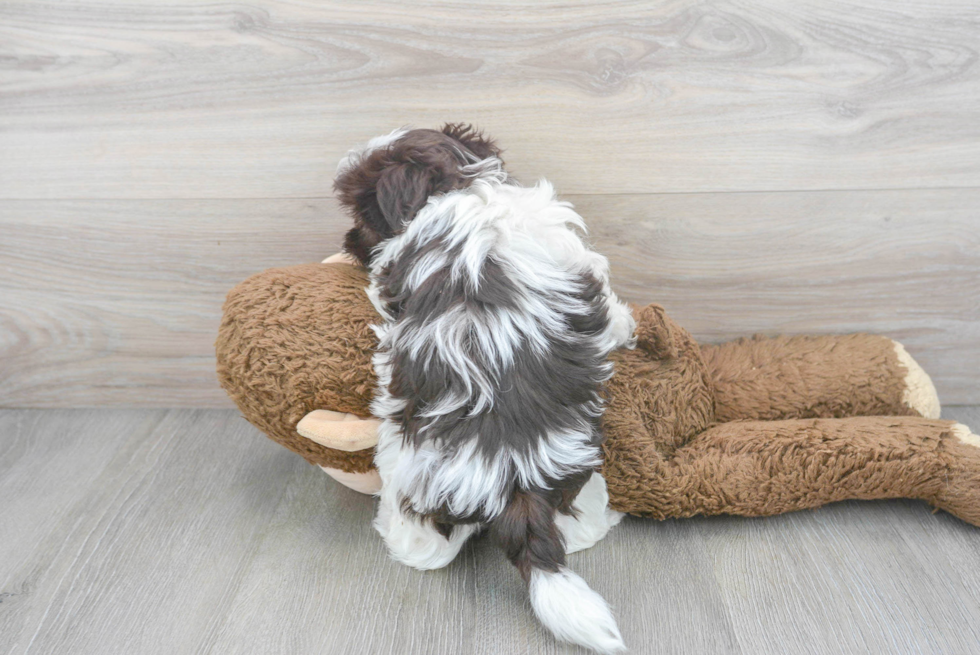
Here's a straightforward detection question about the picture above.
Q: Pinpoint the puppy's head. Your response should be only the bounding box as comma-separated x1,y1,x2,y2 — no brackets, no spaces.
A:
334,123,502,266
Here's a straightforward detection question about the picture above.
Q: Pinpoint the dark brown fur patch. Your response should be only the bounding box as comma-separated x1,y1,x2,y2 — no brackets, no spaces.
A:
335,124,502,266
491,488,568,583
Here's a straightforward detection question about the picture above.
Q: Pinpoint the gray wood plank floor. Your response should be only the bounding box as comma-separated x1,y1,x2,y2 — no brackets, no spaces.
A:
2,407,978,655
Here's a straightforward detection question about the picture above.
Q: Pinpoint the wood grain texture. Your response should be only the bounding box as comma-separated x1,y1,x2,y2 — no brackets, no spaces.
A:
2,190,977,407
578,189,980,406
0,199,346,407
1,407,978,654
0,409,302,655
2,0,979,198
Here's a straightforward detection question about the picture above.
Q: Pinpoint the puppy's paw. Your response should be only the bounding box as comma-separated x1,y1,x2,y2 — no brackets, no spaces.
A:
556,472,624,554
375,501,474,570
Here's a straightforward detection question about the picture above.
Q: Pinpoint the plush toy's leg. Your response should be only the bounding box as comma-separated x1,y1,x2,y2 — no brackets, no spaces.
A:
602,417,980,527
555,471,624,554
701,334,940,422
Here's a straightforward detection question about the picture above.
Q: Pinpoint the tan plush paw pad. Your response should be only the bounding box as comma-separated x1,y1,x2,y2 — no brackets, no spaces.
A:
320,466,382,494
952,423,980,449
893,341,941,419
297,409,381,451
321,252,360,266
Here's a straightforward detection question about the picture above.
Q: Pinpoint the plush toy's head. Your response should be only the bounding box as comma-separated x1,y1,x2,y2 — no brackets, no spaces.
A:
216,262,381,473
334,123,503,266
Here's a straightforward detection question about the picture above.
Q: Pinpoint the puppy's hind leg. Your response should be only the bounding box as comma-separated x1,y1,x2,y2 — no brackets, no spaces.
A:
373,423,479,570
374,491,479,570
555,471,624,554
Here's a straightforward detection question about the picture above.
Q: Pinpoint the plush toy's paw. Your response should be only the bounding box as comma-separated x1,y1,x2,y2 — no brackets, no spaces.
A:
296,409,381,451
321,252,361,266
952,422,980,449
319,466,382,494
892,341,941,419
934,423,980,527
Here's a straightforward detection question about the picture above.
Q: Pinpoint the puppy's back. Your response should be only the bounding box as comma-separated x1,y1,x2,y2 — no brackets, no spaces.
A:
370,180,614,522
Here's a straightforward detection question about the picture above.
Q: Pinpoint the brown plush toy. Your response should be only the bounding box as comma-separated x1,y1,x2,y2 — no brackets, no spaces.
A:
216,256,980,527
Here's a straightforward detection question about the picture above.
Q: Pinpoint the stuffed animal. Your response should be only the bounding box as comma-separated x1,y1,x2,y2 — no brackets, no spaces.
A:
216,256,980,527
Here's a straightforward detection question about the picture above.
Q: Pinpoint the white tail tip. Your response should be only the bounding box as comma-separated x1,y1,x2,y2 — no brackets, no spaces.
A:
529,567,626,654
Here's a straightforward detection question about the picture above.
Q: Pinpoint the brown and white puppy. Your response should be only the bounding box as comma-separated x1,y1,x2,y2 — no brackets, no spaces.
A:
334,124,633,654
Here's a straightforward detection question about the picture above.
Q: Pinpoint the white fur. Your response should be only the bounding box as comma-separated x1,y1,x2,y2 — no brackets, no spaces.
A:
336,127,410,176
530,568,626,654
369,180,634,372
374,491,479,570
373,420,480,568
556,472,624,554
375,416,604,521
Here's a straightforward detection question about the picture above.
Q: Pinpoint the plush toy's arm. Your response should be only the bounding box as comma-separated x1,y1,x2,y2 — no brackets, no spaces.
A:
700,334,940,422
602,416,980,527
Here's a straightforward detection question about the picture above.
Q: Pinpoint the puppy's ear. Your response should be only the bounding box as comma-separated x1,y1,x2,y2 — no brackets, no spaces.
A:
441,123,502,161
375,162,437,233
335,128,477,266
343,226,378,266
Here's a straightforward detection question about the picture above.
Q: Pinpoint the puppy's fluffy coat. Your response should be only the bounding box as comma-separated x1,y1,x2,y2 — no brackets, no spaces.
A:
335,124,634,654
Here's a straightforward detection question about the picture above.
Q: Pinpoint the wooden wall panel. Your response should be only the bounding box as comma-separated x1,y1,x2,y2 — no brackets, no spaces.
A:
0,199,345,407
2,191,977,407
2,0,979,198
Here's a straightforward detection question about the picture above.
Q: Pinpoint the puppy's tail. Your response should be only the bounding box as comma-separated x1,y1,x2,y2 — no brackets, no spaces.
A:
491,489,626,654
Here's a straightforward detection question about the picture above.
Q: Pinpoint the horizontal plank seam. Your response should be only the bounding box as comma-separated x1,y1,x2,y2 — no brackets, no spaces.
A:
3,185,980,203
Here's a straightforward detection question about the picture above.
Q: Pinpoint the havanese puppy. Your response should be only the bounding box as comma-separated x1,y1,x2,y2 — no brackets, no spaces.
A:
334,124,635,654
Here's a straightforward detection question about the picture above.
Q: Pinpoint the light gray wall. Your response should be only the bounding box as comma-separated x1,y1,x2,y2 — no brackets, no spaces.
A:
1,1,978,406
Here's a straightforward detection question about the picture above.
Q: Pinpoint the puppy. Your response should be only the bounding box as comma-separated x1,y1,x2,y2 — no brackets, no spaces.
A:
334,124,635,653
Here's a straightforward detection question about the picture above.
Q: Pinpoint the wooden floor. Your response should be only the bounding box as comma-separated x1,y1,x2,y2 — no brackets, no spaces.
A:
1,406,978,655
